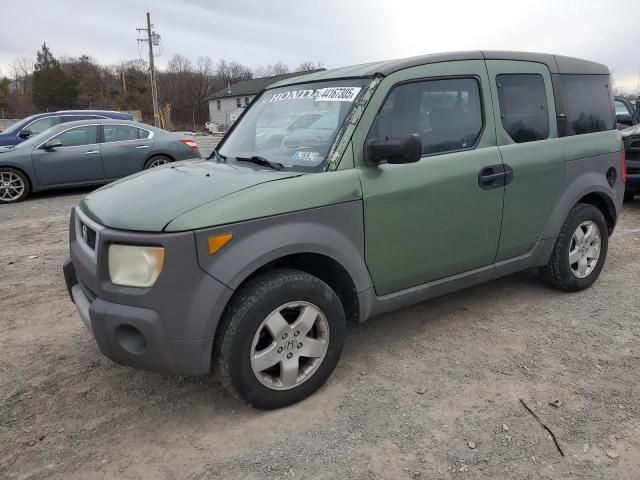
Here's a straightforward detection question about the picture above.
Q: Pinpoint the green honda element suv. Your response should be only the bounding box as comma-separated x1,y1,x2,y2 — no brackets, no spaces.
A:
64,51,624,409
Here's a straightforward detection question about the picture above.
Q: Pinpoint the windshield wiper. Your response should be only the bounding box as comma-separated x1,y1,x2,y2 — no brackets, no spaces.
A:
235,156,284,171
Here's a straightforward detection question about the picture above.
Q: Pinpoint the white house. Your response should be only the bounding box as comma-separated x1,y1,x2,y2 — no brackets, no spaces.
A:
206,70,323,132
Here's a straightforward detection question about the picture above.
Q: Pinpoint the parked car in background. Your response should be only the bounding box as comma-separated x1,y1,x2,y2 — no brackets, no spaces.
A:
614,96,639,129
283,111,341,148
621,124,640,201
0,120,200,203
0,110,133,148
64,51,623,409
255,111,325,148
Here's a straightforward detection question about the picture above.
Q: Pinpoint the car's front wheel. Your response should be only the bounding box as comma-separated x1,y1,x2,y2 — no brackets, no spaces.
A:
215,269,346,409
539,203,608,291
0,167,30,204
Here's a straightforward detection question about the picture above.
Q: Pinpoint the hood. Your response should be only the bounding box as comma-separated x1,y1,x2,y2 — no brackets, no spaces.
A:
81,159,301,232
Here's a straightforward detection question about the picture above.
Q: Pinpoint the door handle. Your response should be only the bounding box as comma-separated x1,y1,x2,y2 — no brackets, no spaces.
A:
478,164,514,190
83,150,99,155
135,145,150,149
478,165,505,190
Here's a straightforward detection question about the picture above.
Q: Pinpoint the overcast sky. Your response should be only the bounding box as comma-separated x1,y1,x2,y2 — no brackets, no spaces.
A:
1,0,638,92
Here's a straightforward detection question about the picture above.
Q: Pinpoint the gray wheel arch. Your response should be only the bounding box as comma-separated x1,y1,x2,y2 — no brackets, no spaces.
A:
540,168,621,241
194,202,373,315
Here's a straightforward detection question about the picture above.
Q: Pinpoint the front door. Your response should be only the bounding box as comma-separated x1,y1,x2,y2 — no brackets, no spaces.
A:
32,124,103,186
100,124,154,179
484,60,564,261
354,61,504,296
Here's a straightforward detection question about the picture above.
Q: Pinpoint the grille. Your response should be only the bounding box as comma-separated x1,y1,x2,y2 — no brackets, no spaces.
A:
79,221,97,250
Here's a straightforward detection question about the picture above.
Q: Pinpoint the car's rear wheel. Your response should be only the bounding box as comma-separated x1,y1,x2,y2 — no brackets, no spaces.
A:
144,155,172,169
0,167,30,204
215,269,346,409
539,203,608,292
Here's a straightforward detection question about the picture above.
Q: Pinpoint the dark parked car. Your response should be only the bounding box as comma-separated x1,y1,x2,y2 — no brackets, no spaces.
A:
0,110,133,148
614,96,639,130
0,119,200,203
621,124,640,201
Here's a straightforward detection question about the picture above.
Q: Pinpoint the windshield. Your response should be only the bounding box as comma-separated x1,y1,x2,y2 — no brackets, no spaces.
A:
218,79,369,171
1,115,37,135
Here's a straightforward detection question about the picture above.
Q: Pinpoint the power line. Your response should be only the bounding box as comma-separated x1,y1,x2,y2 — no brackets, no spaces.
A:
136,12,161,127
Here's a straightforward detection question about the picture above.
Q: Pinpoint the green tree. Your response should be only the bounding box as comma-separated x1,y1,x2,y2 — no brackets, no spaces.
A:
32,43,77,111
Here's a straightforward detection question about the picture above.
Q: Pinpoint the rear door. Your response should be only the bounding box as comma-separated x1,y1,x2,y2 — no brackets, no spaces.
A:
485,60,564,261
32,124,103,186
100,124,154,179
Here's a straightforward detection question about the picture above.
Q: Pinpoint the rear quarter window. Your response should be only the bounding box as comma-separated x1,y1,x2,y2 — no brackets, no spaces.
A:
496,74,549,143
560,75,615,136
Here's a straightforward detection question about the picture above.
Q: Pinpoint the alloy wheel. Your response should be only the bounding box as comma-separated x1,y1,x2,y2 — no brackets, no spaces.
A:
569,220,601,278
250,301,330,391
147,157,170,168
0,171,25,202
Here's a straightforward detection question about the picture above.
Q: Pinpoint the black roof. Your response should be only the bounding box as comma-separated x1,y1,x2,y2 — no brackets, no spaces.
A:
269,51,610,89
205,69,324,100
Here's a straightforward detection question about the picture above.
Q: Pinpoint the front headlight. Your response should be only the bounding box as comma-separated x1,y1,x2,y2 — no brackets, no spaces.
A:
108,244,165,288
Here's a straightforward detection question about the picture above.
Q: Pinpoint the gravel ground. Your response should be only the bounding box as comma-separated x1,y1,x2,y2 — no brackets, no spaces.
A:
1,184,639,480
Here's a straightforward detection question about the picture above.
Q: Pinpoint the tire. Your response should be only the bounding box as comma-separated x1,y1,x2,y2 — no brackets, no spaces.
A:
623,191,635,203
214,268,346,409
539,203,608,292
143,155,172,169
0,167,30,204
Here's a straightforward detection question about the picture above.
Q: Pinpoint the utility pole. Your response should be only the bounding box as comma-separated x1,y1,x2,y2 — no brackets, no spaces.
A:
137,13,161,127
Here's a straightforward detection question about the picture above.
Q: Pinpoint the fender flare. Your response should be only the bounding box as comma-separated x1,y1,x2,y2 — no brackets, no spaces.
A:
194,202,373,294
540,170,618,240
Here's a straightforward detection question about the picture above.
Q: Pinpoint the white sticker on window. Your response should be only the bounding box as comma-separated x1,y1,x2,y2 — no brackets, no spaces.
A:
264,87,362,103
293,151,320,162
314,87,362,102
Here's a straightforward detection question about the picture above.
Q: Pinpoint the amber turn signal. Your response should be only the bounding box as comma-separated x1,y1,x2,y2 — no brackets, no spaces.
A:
208,233,233,254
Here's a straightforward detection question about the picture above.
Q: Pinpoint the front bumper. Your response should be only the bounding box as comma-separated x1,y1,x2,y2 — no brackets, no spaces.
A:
65,207,234,375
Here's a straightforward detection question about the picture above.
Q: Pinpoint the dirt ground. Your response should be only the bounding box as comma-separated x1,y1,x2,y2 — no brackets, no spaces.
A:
1,186,639,480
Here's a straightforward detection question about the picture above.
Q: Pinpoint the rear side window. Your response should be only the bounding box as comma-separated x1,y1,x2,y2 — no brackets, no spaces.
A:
103,125,149,142
369,77,484,156
560,75,615,135
137,128,152,139
496,74,549,143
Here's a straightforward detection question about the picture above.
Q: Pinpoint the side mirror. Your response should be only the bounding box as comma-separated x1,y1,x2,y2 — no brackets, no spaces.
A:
18,129,31,139
43,139,63,150
617,113,634,126
366,134,422,165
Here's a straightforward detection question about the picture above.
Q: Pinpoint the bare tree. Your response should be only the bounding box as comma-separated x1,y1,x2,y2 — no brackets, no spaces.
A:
296,61,323,72
254,61,290,78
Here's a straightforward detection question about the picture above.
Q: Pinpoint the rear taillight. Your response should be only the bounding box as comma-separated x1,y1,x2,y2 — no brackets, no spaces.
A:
621,149,627,184
179,139,199,151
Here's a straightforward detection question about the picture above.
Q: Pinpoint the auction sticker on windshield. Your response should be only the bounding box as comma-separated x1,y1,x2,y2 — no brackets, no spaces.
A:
292,151,321,162
265,87,361,103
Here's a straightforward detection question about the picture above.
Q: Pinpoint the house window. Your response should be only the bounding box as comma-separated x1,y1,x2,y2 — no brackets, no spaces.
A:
244,97,250,106
236,98,241,108
216,100,221,111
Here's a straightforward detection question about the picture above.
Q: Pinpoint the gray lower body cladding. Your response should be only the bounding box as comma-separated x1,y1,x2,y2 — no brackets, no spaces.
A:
66,207,233,375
